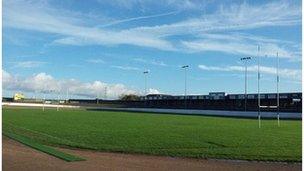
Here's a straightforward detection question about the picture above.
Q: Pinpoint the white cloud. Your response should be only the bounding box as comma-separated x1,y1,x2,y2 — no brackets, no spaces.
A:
2,70,144,99
148,88,161,94
198,64,301,80
3,70,18,90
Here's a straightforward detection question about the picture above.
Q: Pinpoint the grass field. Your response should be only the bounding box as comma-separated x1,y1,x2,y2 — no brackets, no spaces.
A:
2,107,301,162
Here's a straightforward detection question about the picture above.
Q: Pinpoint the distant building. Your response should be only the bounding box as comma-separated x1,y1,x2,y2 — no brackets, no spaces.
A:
209,92,226,100
141,94,172,100
14,93,25,101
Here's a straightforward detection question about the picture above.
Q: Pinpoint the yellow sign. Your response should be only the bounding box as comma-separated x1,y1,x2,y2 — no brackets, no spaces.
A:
14,93,25,101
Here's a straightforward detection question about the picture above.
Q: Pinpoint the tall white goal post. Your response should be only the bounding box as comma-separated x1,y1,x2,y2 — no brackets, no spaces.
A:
257,47,280,128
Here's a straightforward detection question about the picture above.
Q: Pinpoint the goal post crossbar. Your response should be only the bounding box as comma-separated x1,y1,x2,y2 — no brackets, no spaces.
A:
259,105,278,109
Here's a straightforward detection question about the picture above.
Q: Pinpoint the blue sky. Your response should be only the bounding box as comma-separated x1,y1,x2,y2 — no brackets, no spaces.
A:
2,0,302,99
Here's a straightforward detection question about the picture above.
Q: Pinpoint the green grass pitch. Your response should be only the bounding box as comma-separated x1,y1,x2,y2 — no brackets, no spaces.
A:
2,107,301,162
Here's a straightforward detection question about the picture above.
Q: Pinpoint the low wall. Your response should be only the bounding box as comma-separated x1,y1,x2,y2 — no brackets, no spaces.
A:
2,102,301,119
2,102,80,109
88,107,302,119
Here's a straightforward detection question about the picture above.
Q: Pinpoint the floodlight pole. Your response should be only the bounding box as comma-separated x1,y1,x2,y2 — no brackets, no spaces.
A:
66,88,69,103
104,87,107,100
241,57,251,112
182,65,189,109
143,71,149,107
57,91,59,111
35,90,37,101
257,46,261,128
143,71,149,96
43,91,45,111
276,52,280,127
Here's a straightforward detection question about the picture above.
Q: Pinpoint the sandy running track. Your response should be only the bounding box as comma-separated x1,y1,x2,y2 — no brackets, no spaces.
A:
2,136,301,171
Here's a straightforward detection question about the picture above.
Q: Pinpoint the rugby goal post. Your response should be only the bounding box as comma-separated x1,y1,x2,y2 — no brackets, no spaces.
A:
257,50,280,128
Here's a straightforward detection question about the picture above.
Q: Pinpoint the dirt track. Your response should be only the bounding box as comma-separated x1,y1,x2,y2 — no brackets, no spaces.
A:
3,136,301,171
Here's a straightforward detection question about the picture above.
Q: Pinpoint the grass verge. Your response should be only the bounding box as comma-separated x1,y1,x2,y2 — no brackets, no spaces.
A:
3,131,85,162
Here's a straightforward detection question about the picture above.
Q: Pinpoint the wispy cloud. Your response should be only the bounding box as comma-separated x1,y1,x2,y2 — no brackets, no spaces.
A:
198,64,301,80
4,0,175,51
130,1,301,37
133,58,167,66
151,60,167,66
98,11,179,28
186,33,301,61
111,65,140,71
3,0,301,56
182,36,298,59
86,58,105,64
67,64,83,68
96,0,211,11
12,61,46,68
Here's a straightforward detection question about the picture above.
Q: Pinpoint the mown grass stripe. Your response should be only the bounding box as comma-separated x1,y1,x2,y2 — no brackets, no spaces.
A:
3,132,85,162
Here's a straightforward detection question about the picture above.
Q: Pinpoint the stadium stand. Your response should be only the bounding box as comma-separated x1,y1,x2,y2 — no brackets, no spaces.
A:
63,92,302,112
